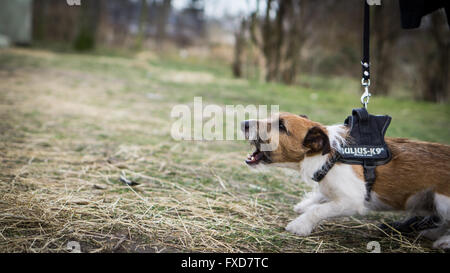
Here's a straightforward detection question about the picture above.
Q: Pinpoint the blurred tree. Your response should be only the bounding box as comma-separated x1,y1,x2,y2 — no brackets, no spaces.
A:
156,0,172,44
281,0,299,84
32,0,47,41
281,0,317,84
74,0,101,51
248,0,319,84
32,0,79,43
135,0,149,50
372,1,401,96
174,0,205,46
249,0,283,82
233,18,247,78
420,10,449,102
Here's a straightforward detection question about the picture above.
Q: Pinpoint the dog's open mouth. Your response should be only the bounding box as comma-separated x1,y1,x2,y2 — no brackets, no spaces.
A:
246,149,264,165
245,146,271,165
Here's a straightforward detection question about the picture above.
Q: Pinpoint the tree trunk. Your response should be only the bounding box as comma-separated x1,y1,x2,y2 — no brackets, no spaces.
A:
233,19,247,78
281,0,302,85
32,0,47,41
372,1,400,96
156,0,172,44
73,0,100,51
272,0,286,81
246,0,312,84
262,0,276,82
421,11,449,102
135,0,148,50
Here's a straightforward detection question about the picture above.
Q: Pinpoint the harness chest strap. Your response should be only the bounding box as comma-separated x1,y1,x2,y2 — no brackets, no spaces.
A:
312,153,377,202
312,108,392,201
312,152,341,183
362,163,376,201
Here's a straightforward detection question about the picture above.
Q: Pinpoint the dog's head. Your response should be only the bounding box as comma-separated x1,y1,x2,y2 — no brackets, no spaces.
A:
241,113,331,166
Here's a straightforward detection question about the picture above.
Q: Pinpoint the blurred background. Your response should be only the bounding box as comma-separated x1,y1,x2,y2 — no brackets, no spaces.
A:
0,0,448,102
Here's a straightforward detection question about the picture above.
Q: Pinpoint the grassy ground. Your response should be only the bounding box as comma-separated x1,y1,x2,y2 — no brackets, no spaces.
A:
0,48,449,253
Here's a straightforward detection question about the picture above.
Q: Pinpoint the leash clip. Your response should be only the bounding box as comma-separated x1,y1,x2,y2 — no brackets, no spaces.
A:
361,79,371,108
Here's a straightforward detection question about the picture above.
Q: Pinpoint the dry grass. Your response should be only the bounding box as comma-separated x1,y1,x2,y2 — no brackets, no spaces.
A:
0,48,442,253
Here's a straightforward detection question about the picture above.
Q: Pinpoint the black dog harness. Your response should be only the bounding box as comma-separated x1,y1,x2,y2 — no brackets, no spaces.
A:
312,108,392,201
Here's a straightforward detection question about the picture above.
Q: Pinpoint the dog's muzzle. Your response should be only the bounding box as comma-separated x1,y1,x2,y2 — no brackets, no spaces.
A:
241,120,271,165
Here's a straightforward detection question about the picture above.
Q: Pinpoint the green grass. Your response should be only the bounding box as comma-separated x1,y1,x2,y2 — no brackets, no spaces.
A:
0,47,448,253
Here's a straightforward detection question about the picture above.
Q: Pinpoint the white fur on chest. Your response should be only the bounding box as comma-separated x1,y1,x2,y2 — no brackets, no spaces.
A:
299,154,368,215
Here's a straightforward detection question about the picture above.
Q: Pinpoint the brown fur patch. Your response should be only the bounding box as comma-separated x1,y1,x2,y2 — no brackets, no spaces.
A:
371,138,450,209
264,113,329,162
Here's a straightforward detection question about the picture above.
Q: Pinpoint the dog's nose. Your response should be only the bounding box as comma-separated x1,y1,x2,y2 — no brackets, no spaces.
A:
241,120,250,132
241,120,259,140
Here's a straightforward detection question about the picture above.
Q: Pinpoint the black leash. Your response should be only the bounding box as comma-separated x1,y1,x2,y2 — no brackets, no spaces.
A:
361,1,371,108
362,1,370,84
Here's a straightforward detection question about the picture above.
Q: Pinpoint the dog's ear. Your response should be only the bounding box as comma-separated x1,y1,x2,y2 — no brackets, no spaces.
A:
303,126,330,155
298,114,308,119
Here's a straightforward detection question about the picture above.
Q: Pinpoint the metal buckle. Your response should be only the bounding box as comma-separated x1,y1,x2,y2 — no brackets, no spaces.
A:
361,61,370,69
360,83,371,108
360,61,371,108
361,78,370,87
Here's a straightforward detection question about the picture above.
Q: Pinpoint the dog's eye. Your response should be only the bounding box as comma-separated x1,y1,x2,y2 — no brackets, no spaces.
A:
279,120,287,132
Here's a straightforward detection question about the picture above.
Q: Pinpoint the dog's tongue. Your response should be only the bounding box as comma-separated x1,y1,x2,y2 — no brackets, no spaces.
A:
246,151,263,165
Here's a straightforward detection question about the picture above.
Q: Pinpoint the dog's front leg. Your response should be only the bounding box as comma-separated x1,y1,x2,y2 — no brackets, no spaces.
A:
286,200,359,236
293,191,327,214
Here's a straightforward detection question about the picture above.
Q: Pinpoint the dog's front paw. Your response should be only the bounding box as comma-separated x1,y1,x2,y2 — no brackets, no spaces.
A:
285,216,315,236
293,202,308,214
433,235,450,250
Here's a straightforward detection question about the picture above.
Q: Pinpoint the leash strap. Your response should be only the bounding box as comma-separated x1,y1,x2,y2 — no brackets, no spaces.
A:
362,1,370,83
361,1,371,108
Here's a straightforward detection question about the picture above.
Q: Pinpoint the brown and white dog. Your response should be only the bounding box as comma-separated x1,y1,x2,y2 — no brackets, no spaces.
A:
241,112,450,249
